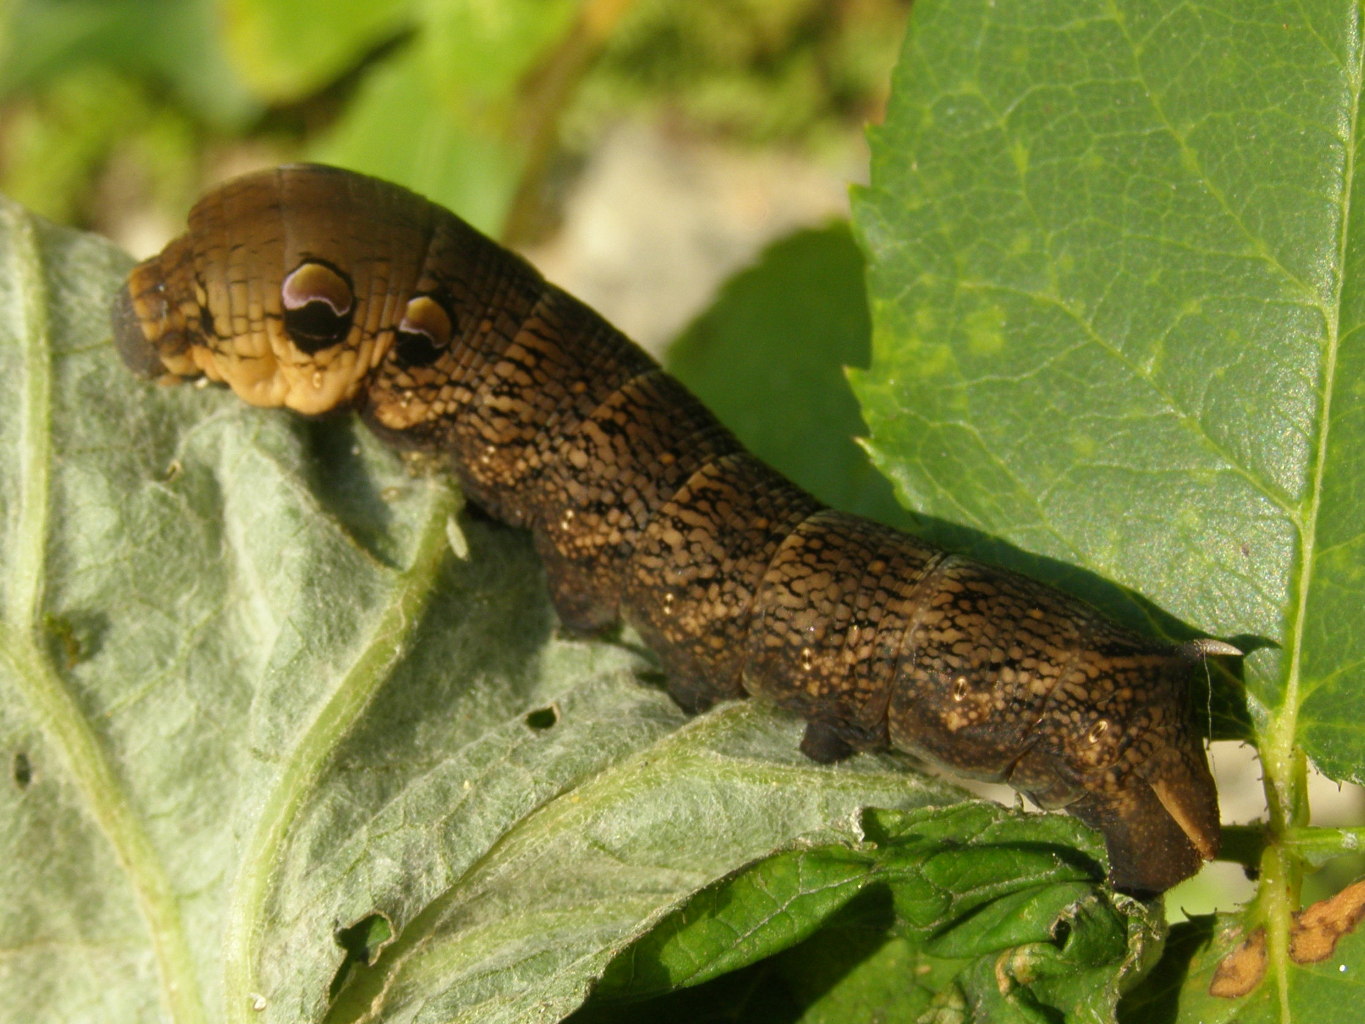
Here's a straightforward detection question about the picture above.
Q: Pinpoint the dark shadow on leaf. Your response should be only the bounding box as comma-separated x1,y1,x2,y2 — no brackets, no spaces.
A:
457,497,501,525
301,415,401,565
570,959,800,1024
568,886,898,1024
1116,914,1216,1024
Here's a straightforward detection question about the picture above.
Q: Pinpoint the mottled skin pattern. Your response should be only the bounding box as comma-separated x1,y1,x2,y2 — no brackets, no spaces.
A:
111,164,1232,894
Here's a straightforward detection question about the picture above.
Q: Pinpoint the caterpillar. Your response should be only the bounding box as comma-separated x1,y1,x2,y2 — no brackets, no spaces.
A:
111,164,1236,894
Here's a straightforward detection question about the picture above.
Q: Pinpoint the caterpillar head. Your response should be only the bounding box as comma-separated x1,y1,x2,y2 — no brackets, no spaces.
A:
111,164,474,421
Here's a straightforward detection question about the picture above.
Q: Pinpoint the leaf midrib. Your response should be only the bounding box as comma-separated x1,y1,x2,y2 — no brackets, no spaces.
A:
222,479,457,1024
0,203,206,1023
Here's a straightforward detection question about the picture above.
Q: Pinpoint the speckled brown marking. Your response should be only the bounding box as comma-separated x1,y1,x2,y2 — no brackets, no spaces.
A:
111,163,1236,894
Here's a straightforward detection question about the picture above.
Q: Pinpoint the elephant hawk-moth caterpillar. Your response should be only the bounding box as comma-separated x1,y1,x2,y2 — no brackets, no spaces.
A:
111,164,1236,895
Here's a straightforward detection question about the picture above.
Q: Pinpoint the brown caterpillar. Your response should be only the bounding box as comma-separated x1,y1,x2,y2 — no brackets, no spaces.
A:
111,164,1236,894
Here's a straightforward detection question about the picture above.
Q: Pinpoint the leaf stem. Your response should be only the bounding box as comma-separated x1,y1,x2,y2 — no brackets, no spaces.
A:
1257,836,1296,1024
1282,825,1365,863
1218,823,1365,873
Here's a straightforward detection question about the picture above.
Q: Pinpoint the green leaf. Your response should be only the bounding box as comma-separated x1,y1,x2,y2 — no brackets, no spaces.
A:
857,0,1308,649
666,222,913,529
0,65,198,227
576,805,1155,1024
852,0,1365,1017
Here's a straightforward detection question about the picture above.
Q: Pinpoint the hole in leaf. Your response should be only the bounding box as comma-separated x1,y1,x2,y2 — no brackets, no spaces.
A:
1051,915,1071,948
13,752,32,789
525,705,559,731
328,912,394,1000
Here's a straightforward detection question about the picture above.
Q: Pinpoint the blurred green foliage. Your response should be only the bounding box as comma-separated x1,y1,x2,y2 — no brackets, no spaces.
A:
0,0,908,239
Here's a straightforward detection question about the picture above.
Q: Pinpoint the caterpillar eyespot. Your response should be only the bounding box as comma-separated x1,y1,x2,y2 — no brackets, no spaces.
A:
280,260,354,353
111,163,1237,895
395,295,455,368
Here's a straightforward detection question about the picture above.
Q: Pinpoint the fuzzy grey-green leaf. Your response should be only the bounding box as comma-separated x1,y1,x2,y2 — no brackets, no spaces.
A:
2,195,975,1024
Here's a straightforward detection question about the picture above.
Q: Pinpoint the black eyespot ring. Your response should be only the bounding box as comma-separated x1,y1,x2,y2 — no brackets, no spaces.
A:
281,260,355,354
393,293,456,368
